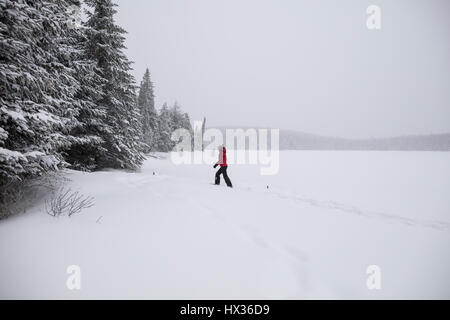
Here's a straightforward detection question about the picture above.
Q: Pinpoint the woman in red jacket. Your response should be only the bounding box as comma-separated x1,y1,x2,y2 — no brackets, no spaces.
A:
213,145,233,188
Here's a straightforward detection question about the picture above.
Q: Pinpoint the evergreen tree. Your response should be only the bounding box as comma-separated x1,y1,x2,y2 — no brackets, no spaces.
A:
61,1,110,171
155,102,193,152
181,112,193,132
0,0,82,183
169,101,182,131
137,68,158,152
84,0,145,169
156,103,173,152
169,102,193,133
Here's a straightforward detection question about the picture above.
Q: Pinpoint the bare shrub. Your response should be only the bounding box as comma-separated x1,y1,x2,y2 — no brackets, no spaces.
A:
45,187,94,217
0,172,69,220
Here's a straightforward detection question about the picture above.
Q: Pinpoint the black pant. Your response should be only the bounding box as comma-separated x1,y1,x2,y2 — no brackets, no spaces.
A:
215,166,233,187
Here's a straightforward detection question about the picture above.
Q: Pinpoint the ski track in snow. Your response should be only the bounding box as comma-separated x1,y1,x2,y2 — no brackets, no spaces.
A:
284,193,450,232
126,162,449,232
237,186,450,232
183,171,449,298
80,161,450,233
194,199,317,297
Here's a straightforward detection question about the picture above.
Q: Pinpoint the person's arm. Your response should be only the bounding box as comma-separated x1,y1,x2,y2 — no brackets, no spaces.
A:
214,150,222,168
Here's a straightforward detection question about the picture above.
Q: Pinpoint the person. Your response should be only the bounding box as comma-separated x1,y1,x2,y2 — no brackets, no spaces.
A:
213,145,233,188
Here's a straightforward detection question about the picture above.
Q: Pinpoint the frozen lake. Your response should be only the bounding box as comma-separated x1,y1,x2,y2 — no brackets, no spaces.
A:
1,151,449,299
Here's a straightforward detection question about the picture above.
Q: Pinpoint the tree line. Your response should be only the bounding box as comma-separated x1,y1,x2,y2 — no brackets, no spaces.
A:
0,0,193,216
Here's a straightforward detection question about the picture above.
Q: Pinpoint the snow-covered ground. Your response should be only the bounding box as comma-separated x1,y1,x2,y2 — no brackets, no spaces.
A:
1,151,449,299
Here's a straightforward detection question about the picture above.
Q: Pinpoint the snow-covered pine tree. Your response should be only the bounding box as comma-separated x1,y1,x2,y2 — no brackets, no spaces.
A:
181,112,193,132
137,68,158,152
84,0,145,169
155,102,193,152
169,101,182,131
0,0,82,183
156,103,174,152
63,0,111,171
182,112,194,150
169,101,193,133
0,0,95,216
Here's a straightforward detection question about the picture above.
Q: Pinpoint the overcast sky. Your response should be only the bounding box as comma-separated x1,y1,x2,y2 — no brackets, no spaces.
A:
114,0,450,138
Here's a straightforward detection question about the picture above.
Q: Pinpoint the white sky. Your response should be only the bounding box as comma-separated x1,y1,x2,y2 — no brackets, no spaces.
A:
115,0,450,138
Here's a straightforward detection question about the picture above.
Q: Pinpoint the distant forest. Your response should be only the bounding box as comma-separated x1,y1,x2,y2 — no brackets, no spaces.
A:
212,127,450,151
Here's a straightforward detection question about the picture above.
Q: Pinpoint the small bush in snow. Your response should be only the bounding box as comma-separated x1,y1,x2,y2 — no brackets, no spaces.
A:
0,172,65,220
45,188,94,218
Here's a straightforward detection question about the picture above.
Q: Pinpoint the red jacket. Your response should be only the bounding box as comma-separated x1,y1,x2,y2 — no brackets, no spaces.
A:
216,147,227,167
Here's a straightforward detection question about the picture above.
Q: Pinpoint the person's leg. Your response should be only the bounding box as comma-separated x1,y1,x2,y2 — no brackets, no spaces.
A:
215,167,223,185
222,166,233,188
